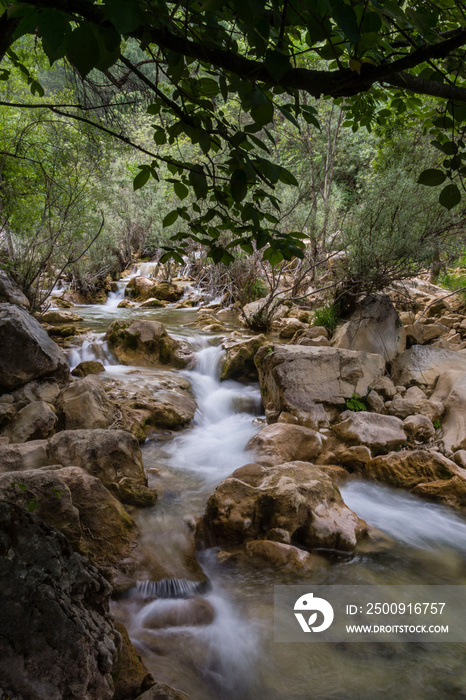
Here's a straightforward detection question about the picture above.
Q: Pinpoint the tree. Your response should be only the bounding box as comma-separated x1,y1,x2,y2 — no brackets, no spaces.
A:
1,0,466,263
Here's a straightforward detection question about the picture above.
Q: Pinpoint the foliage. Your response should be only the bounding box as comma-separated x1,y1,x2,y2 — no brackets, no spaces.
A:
1,1,466,263
437,267,466,302
313,304,338,332
433,419,442,430
344,393,367,412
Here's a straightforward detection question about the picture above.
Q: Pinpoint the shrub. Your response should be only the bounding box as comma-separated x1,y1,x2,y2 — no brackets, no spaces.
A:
313,304,338,332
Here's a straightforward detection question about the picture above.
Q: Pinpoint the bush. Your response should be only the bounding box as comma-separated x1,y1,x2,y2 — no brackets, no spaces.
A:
313,304,338,332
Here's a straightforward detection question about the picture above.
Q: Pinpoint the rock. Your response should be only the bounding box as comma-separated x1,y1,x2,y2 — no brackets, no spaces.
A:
403,415,436,441
430,370,466,452
113,621,155,700
392,345,466,387
140,297,167,308
135,682,188,700
278,318,306,339
0,429,155,507
0,401,15,429
71,360,106,377
0,271,29,308
122,388,197,434
453,451,466,469
57,375,115,430
338,445,372,470
105,319,195,369
54,297,73,308
6,401,57,442
370,376,397,399
244,540,323,572
366,390,385,413
255,344,385,421
198,461,367,552
365,450,466,507
0,303,70,391
0,466,139,584
247,423,322,466
0,501,119,700
117,299,134,308
387,385,443,422
126,277,183,302
405,323,448,345
276,404,330,430
332,294,406,362
40,310,83,324
12,378,61,405
293,333,331,347
139,598,215,630
220,335,267,381
427,298,451,317
241,298,284,327
399,311,416,325
334,411,407,450
150,281,184,302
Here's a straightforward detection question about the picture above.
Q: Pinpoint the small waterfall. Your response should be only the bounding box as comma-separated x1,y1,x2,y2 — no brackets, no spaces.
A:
137,261,158,277
135,578,210,599
68,333,115,369
105,281,127,308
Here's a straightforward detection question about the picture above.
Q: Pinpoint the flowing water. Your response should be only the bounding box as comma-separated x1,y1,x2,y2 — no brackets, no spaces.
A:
65,300,466,700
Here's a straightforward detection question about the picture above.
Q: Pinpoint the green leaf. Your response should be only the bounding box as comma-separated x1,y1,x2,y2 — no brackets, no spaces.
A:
38,8,68,51
278,166,299,186
329,0,359,42
12,8,39,40
230,169,248,203
439,183,461,210
66,23,100,78
265,50,291,80
153,126,167,145
30,80,44,97
133,168,150,190
417,168,446,186
174,181,189,200
189,166,208,199
104,0,143,33
163,210,179,227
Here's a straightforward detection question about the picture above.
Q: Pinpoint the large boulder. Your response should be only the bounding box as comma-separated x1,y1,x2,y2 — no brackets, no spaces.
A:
220,335,267,381
56,375,115,430
105,319,195,369
126,277,183,302
254,344,385,421
40,309,83,324
0,271,29,308
0,467,139,584
365,450,466,508
392,345,466,387
0,501,119,699
247,423,322,466
0,303,70,391
332,294,405,362
430,370,466,452
334,411,407,450
0,429,155,507
198,461,367,552
6,400,57,442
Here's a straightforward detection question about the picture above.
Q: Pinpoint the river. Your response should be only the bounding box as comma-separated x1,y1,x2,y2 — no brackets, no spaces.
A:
67,298,466,700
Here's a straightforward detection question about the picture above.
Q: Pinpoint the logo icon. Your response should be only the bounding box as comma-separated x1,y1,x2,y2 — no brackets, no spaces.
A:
294,592,334,633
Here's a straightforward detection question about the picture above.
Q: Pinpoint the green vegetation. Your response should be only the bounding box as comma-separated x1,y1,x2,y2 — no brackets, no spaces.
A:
313,305,339,333
344,394,367,413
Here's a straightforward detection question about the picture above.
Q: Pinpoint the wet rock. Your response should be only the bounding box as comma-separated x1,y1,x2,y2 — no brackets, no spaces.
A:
247,423,322,466
139,598,215,630
140,297,167,308
365,450,466,508
0,466,139,584
220,334,267,381
332,294,406,362
6,401,57,442
123,390,197,433
0,270,29,308
118,299,135,308
150,281,184,302
392,345,466,387
334,411,407,450
106,319,195,369
255,344,385,420
126,277,183,302
0,501,119,700
57,375,115,430
244,540,324,572
112,621,155,700
0,303,70,391
134,682,188,700
40,309,83,324
403,415,436,441
71,360,106,377
430,370,466,452
0,429,155,507
199,461,367,552
54,297,73,308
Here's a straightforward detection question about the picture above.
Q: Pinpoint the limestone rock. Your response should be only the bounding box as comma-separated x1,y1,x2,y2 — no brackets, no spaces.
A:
405,323,448,345
247,423,322,466
366,390,385,413
430,370,466,452
0,303,70,391
71,360,106,377
338,445,372,470
139,598,215,630
254,344,385,421
12,378,61,405
126,277,183,302
199,461,367,552
387,385,443,422
220,335,267,381
0,501,119,700
334,411,406,450
403,415,436,441
244,540,323,572
0,271,29,308
278,318,307,339
365,449,466,507
392,345,466,386
140,297,167,308
6,401,57,442
370,376,397,399
135,683,188,700
40,309,83,324
57,375,115,430
113,622,155,700
106,319,195,369
332,294,406,362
